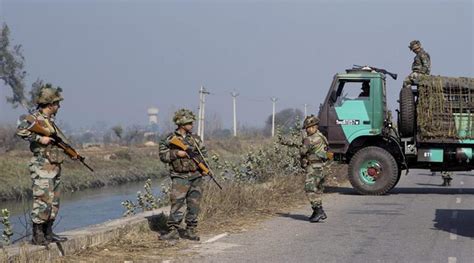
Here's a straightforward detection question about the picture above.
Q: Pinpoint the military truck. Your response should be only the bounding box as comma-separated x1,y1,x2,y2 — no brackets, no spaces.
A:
318,66,474,195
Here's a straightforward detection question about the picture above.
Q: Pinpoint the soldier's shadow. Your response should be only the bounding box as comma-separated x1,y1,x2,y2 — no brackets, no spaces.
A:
276,212,309,222
146,212,189,238
146,213,169,235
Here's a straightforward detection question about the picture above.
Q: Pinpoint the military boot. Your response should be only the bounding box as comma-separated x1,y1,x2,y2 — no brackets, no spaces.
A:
446,178,452,186
183,228,200,241
32,223,49,246
309,206,327,223
160,228,180,241
44,220,68,242
441,178,450,187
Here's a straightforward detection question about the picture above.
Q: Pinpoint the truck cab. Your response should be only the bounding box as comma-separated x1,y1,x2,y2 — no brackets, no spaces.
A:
319,67,405,195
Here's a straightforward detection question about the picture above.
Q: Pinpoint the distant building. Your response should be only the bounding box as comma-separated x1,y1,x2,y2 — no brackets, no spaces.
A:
145,107,159,143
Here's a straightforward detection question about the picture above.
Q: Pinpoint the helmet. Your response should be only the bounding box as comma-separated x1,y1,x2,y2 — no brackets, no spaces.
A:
36,84,63,105
409,40,421,50
302,114,319,129
173,108,196,126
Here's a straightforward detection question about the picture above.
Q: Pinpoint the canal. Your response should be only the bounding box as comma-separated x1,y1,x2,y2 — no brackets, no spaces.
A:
1,178,167,243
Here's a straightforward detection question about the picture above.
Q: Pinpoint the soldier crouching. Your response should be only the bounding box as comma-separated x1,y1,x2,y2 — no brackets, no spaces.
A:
159,109,206,241
300,115,329,223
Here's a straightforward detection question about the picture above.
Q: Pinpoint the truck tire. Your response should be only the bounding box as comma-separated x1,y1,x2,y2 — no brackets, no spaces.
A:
390,169,402,190
399,87,415,137
348,146,399,195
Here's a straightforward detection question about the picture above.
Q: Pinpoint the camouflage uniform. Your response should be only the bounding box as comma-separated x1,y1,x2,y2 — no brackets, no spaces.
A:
403,40,431,89
159,109,206,240
300,115,329,223
441,171,453,186
16,84,68,245
17,111,64,225
300,130,328,208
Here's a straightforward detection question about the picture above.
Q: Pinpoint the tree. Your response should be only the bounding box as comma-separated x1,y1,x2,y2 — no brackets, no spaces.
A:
112,125,123,139
264,108,304,136
0,24,54,111
0,23,29,109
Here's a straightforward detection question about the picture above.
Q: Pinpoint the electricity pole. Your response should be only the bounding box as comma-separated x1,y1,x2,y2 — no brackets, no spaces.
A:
197,86,204,137
271,97,278,137
231,91,239,136
198,86,210,141
304,103,308,117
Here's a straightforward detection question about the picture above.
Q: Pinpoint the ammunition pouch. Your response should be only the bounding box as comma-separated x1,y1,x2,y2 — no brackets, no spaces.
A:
46,145,65,164
170,158,198,173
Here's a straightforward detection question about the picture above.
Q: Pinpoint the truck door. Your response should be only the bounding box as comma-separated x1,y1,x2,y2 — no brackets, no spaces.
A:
325,78,372,152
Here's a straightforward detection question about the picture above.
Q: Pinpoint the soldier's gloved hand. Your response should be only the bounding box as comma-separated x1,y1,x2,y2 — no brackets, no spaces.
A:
187,145,196,153
176,150,189,158
39,136,55,145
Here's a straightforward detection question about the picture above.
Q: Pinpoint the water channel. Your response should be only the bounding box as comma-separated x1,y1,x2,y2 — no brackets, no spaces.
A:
1,178,167,243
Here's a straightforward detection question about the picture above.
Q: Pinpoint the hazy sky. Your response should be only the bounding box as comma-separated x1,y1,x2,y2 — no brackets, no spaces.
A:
0,0,472,130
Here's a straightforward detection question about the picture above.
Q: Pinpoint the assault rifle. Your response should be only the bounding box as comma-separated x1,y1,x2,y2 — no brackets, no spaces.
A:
169,136,223,190
353,65,398,80
25,116,94,172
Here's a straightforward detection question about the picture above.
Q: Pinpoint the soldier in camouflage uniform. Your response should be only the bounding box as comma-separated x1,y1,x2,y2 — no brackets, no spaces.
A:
403,40,431,89
159,109,207,241
300,115,329,223
441,171,453,187
16,85,68,245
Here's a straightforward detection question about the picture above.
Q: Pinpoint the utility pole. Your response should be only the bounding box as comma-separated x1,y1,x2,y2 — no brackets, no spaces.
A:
304,103,308,117
271,97,278,137
199,86,210,141
197,86,204,137
231,91,239,137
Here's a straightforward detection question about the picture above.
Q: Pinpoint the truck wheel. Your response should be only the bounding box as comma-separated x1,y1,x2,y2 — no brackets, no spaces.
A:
390,169,402,190
348,146,399,195
399,87,415,137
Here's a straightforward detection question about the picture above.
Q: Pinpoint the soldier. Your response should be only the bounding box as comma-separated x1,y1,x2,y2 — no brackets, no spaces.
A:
358,82,370,97
300,115,329,223
403,40,431,89
441,171,453,187
159,109,206,241
16,84,68,245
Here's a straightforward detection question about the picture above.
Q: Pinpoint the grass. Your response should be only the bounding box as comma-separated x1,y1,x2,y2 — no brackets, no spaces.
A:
60,166,347,262
0,147,166,201
0,137,267,201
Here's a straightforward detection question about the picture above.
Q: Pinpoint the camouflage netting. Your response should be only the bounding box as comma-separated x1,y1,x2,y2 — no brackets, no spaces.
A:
417,76,474,139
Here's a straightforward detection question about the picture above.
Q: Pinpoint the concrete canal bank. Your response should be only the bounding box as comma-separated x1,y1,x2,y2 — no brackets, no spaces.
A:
2,206,170,262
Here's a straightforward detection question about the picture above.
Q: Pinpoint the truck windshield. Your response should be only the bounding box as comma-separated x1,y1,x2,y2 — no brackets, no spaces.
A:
335,79,371,106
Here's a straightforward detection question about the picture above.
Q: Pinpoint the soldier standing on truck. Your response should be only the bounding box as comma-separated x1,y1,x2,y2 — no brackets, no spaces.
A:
16,85,68,246
159,109,206,241
300,115,330,223
403,40,431,89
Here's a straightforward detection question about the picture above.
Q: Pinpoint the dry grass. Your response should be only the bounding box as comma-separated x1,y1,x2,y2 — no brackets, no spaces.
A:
0,147,166,201
62,167,347,262
0,138,265,201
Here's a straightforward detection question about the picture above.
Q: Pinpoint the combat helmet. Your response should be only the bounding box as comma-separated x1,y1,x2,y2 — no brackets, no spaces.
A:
409,40,421,50
36,84,63,105
173,108,196,126
302,114,319,129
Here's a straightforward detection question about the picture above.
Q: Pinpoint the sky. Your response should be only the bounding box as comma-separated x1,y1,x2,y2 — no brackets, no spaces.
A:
0,0,472,130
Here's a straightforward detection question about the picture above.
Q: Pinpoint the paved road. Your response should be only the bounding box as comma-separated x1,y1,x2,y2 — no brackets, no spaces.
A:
188,170,474,263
